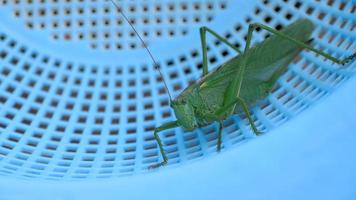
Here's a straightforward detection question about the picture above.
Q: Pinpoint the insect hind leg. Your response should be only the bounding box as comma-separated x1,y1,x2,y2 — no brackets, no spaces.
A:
200,27,243,76
244,22,355,65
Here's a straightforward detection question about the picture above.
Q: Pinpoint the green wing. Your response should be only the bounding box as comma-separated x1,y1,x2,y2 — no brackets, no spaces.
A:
243,19,314,82
238,19,315,107
178,19,315,112
237,47,304,110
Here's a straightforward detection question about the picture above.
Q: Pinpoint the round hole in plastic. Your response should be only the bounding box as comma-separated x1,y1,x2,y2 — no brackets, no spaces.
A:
0,0,355,181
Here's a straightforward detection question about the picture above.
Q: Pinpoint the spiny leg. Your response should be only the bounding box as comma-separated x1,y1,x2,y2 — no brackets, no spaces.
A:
200,26,243,76
217,121,224,152
216,97,262,135
149,121,179,169
244,23,355,65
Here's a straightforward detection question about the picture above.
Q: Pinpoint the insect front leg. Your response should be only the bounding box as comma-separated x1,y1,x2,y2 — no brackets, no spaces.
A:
149,121,179,169
244,22,355,65
200,27,243,76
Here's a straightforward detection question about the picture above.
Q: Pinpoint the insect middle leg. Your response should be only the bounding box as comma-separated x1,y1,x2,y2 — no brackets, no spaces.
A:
216,96,262,135
200,27,243,76
217,120,224,152
244,23,355,65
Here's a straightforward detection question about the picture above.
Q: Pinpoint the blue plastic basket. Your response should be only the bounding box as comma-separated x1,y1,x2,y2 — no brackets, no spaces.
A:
0,0,355,199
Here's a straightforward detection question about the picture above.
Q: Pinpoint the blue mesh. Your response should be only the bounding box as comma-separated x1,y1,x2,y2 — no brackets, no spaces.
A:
0,0,354,185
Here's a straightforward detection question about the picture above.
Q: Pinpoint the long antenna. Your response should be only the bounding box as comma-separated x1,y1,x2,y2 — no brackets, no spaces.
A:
109,0,173,101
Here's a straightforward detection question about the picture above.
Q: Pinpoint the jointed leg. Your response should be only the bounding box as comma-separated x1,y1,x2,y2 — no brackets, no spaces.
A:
244,23,355,65
200,26,242,76
216,97,262,135
217,121,224,152
150,121,179,169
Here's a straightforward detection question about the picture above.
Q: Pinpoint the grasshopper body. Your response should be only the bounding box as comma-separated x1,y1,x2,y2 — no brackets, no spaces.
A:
108,0,355,169
151,18,354,168
173,19,313,130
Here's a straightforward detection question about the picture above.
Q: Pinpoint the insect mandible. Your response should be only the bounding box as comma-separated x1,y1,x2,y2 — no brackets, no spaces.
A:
109,0,356,169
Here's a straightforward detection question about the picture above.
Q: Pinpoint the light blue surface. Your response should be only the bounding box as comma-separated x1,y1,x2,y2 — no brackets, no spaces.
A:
2,73,356,200
0,0,355,199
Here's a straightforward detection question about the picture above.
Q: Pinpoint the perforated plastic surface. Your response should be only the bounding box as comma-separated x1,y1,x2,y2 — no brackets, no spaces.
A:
0,0,354,181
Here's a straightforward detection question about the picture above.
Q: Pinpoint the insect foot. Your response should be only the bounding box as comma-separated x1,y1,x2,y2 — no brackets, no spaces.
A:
255,130,264,136
250,122,264,136
341,52,356,65
148,161,167,170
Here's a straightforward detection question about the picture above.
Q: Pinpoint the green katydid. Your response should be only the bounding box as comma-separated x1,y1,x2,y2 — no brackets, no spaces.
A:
109,0,355,169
